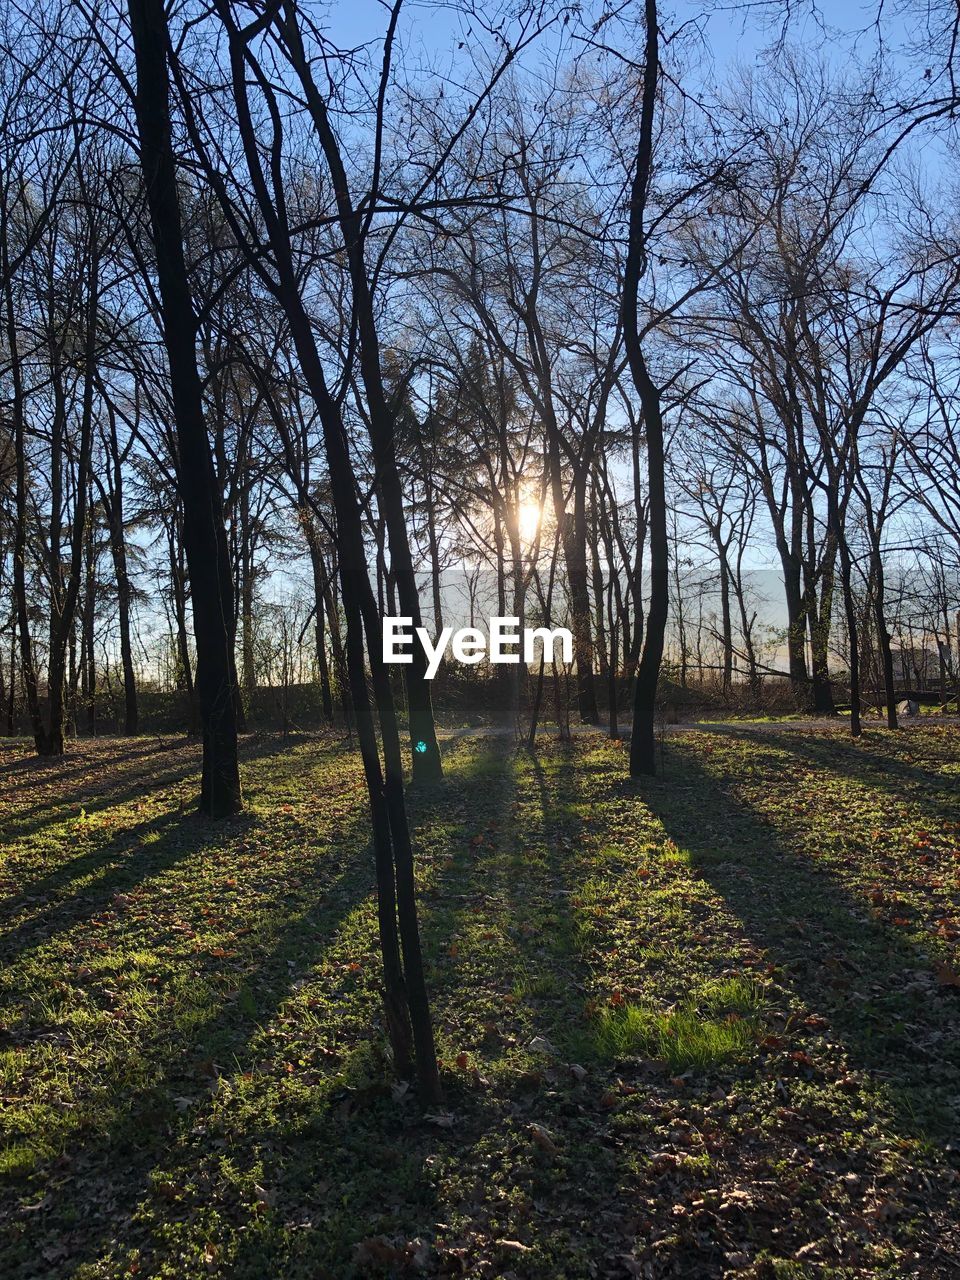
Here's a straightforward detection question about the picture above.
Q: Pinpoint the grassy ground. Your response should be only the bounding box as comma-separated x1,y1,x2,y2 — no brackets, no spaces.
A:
1,724,959,1278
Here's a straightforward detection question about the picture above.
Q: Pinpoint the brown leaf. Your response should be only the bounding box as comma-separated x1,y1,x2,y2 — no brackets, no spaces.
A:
529,1122,559,1154
650,1151,678,1173
354,1237,405,1268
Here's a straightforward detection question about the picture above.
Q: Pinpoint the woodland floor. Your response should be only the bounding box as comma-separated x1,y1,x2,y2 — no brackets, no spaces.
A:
1,724,959,1279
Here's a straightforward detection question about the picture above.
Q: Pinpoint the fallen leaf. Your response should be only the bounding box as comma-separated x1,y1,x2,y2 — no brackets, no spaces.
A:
529,1122,558,1154
934,960,960,987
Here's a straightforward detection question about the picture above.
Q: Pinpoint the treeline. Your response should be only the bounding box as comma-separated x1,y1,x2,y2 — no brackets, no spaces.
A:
2,3,959,759
2,0,960,1094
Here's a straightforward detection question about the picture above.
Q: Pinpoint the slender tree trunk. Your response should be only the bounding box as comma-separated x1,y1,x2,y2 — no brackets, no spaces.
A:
871,550,897,729
547,448,599,723
127,0,241,814
5,235,48,751
112,514,138,734
424,475,444,636
623,0,667,777
169,521,199,735
715,539,733,697
6,617,15,736
280,284,440,1100
237,477,255,727
99,403,140,734
278,12,442,779
82,503,96,735
200,0,440,1097
304,514,334,721
731,559,760,700
837,549,861,736
806,522,836,715
591,498,609,683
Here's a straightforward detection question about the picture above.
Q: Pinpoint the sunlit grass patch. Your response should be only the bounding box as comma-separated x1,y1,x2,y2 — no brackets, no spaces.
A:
593,977,767,1072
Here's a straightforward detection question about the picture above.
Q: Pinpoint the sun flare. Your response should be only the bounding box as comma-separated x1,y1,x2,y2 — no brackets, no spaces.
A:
518,498,542,544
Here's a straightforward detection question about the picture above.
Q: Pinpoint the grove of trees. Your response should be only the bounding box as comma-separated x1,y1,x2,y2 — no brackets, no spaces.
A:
2,0,959,1094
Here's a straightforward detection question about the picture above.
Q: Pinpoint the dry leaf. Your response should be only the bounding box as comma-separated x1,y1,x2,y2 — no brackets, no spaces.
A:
529,1123,559,1154
934,959,960,986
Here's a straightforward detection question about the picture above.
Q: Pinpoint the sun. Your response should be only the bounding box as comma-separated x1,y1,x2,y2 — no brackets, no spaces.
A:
518,497,542,544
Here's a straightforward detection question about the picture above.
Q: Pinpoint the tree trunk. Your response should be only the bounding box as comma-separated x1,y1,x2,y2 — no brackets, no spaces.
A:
623,0,666,777
548,451,599,724
837,535,862,737
127,0,241,815
871,548,897,730
82,502,96,735
169,519,200,736
6,617,15,736
278,16,443,780
715,537,733,697
112,513,138,735
304,515,334,722
203,0,440,1098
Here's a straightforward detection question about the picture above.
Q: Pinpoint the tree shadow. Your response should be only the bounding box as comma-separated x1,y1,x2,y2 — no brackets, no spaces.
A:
720,724,960,828
221,739,624,1280
641,737,960,1139
0,806,197,961
0,734,294,846
1,787,378,1279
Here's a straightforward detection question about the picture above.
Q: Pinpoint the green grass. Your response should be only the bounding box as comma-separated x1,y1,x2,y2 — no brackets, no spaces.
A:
594,978,767,1071
1,724,959,1277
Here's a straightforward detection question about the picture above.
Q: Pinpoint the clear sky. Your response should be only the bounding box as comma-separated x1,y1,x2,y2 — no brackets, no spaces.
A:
316,0,917,84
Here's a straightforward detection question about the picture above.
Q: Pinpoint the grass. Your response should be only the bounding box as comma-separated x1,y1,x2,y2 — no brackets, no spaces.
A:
1,723,959,1277
594,978,768,1071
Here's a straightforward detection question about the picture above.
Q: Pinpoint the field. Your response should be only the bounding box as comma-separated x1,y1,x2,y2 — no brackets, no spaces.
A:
1,724,959,1278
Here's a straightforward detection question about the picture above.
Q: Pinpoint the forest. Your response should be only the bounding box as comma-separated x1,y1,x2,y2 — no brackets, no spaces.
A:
2,0,960,1277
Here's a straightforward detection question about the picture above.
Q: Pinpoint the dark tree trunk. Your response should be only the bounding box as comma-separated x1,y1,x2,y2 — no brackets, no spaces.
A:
82,502,96,735
622,0,666,777
6,617,15,736
202,0,440,1097
127,0,241,815
547,447,599,724
805,518,836,716
282,286,440,1101
169,518,200,736
304,514,334,722
424,475,444,636
278,14,442,779
715,538,733,697
837,541,861,736
6,262,45,751
878,616,897,729
113,520,138,735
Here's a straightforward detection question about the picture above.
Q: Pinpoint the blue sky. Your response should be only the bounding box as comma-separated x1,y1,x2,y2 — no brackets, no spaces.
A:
317,1,916,82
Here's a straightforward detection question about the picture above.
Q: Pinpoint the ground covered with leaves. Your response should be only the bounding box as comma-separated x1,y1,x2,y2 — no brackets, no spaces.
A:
1,723,959,1278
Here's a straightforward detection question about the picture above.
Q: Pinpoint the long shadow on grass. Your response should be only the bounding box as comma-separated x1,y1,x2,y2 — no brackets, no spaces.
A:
720,725,960,829
222,739,627,1280
0,776,377,1279
0,738,169,779
215,742,528,1278
643,738,960,1139
0,734,294,846
0,806,198,963
0,736,308,933
0,739,308,959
